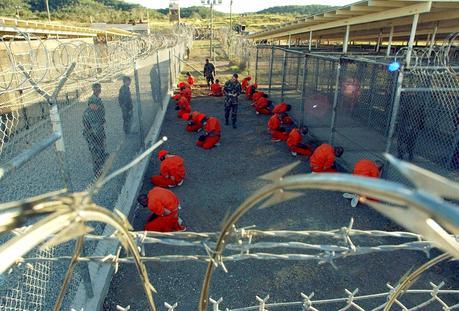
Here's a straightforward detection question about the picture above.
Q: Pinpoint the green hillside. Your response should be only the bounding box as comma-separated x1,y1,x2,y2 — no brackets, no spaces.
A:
0,1,335,26
256,5,336,15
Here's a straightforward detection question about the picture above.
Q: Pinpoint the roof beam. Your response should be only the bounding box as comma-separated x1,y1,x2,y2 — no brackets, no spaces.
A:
283,2,432,37
368,0,412,8
250,1,434,39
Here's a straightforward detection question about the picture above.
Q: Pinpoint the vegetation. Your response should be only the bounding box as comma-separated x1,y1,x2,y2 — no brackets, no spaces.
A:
0,1,334,30
257,5,335,15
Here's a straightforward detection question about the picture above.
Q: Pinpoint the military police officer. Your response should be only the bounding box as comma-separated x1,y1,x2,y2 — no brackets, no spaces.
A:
223,73,242,129
83,83,109,177
118,76,133,134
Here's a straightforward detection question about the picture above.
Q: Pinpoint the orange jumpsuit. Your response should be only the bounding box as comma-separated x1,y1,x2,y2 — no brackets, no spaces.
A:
187,75,195,87
172,86,192,102
273,103,288,114
196,117,221,149
177,96,191,118
241,77,251,92
253,97,272,115
252,91,265,103
310,144,337,173
268,114,289,141
287,128,312,156
246,85,257,99
150,155,186,188
209,83,223,96
186,112,206,132
144,187,185,232
353,159,380,178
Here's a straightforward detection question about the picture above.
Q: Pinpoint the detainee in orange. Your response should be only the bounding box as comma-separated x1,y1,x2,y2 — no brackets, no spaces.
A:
309,144,344,173
287,126,313,156
138,187,186,232
353,159,383,178
208,79,223,96
150,150,186,188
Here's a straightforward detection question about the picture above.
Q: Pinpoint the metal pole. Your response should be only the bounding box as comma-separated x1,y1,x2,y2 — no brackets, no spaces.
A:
376,29,383,53
386,26,394,57
134,60,145,148
280,50,288,101
254,47,259,82
268,45,275,96
169,49,173,89
295,53,301,91
329,60,342,144
385,67,405,153
45,0,51,21
156,50,163,108
299,55,308,127
0,133,61,181
343,25,350,54
230,0,233,32
210,1,214,59
427,21,438,59
406,14,419,68
288,34,292,48
308,31,313,52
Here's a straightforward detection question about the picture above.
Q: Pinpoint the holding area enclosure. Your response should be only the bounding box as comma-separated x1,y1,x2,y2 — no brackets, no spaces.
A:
0,25,192,310
240,41,459,183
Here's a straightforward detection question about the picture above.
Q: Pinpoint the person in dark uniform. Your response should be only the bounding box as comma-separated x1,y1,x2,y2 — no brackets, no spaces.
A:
397,97,425,162
203,59,216,87
83,83,109,177
118,76,133,134
223,73,242,129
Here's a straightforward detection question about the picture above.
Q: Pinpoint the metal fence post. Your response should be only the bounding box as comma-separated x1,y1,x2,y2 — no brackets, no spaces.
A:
295,54,301,91
299,54,308,127
169,49,173,89
268,45,275,96
133,60,145,148
17,63,74,191
385,68,405,154
156,50,163,109
254,47,259,83
280,49,288,101
329,59,342,144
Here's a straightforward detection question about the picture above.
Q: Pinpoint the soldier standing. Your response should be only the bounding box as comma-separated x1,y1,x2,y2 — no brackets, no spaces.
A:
203,58,216,87
118,76,133,134
223,73,242,129
83,83,109,177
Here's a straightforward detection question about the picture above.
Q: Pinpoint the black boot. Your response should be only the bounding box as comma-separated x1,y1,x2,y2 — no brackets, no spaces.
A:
232,122,237,129
225,119,229,126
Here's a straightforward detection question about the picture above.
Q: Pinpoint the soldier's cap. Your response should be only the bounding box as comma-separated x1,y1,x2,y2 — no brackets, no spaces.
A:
122,76,131,82
92,83,101,89
246,76,252,80
158,150,169,161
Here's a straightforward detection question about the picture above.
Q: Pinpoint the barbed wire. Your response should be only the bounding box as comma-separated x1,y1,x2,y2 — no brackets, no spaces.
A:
0,25,193,98
393,30,459,75
197,282,459,311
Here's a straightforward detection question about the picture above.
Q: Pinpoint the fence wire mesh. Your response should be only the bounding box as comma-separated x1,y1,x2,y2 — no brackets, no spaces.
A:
251,44,459,181
0,25,192,311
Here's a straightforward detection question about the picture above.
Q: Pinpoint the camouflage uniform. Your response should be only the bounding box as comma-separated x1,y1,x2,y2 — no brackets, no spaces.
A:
83,94,108,176
223,79,242,127
118,85,133,134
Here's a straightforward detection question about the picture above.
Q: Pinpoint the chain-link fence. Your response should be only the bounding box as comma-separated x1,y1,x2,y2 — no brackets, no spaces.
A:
251,45,459,181
0,26,191,310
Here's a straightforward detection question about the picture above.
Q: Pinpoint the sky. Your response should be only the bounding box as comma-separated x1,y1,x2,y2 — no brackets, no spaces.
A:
125,0,357,14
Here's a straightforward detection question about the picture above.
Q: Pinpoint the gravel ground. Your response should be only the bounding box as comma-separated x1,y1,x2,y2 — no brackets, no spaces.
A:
104,92,459,310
